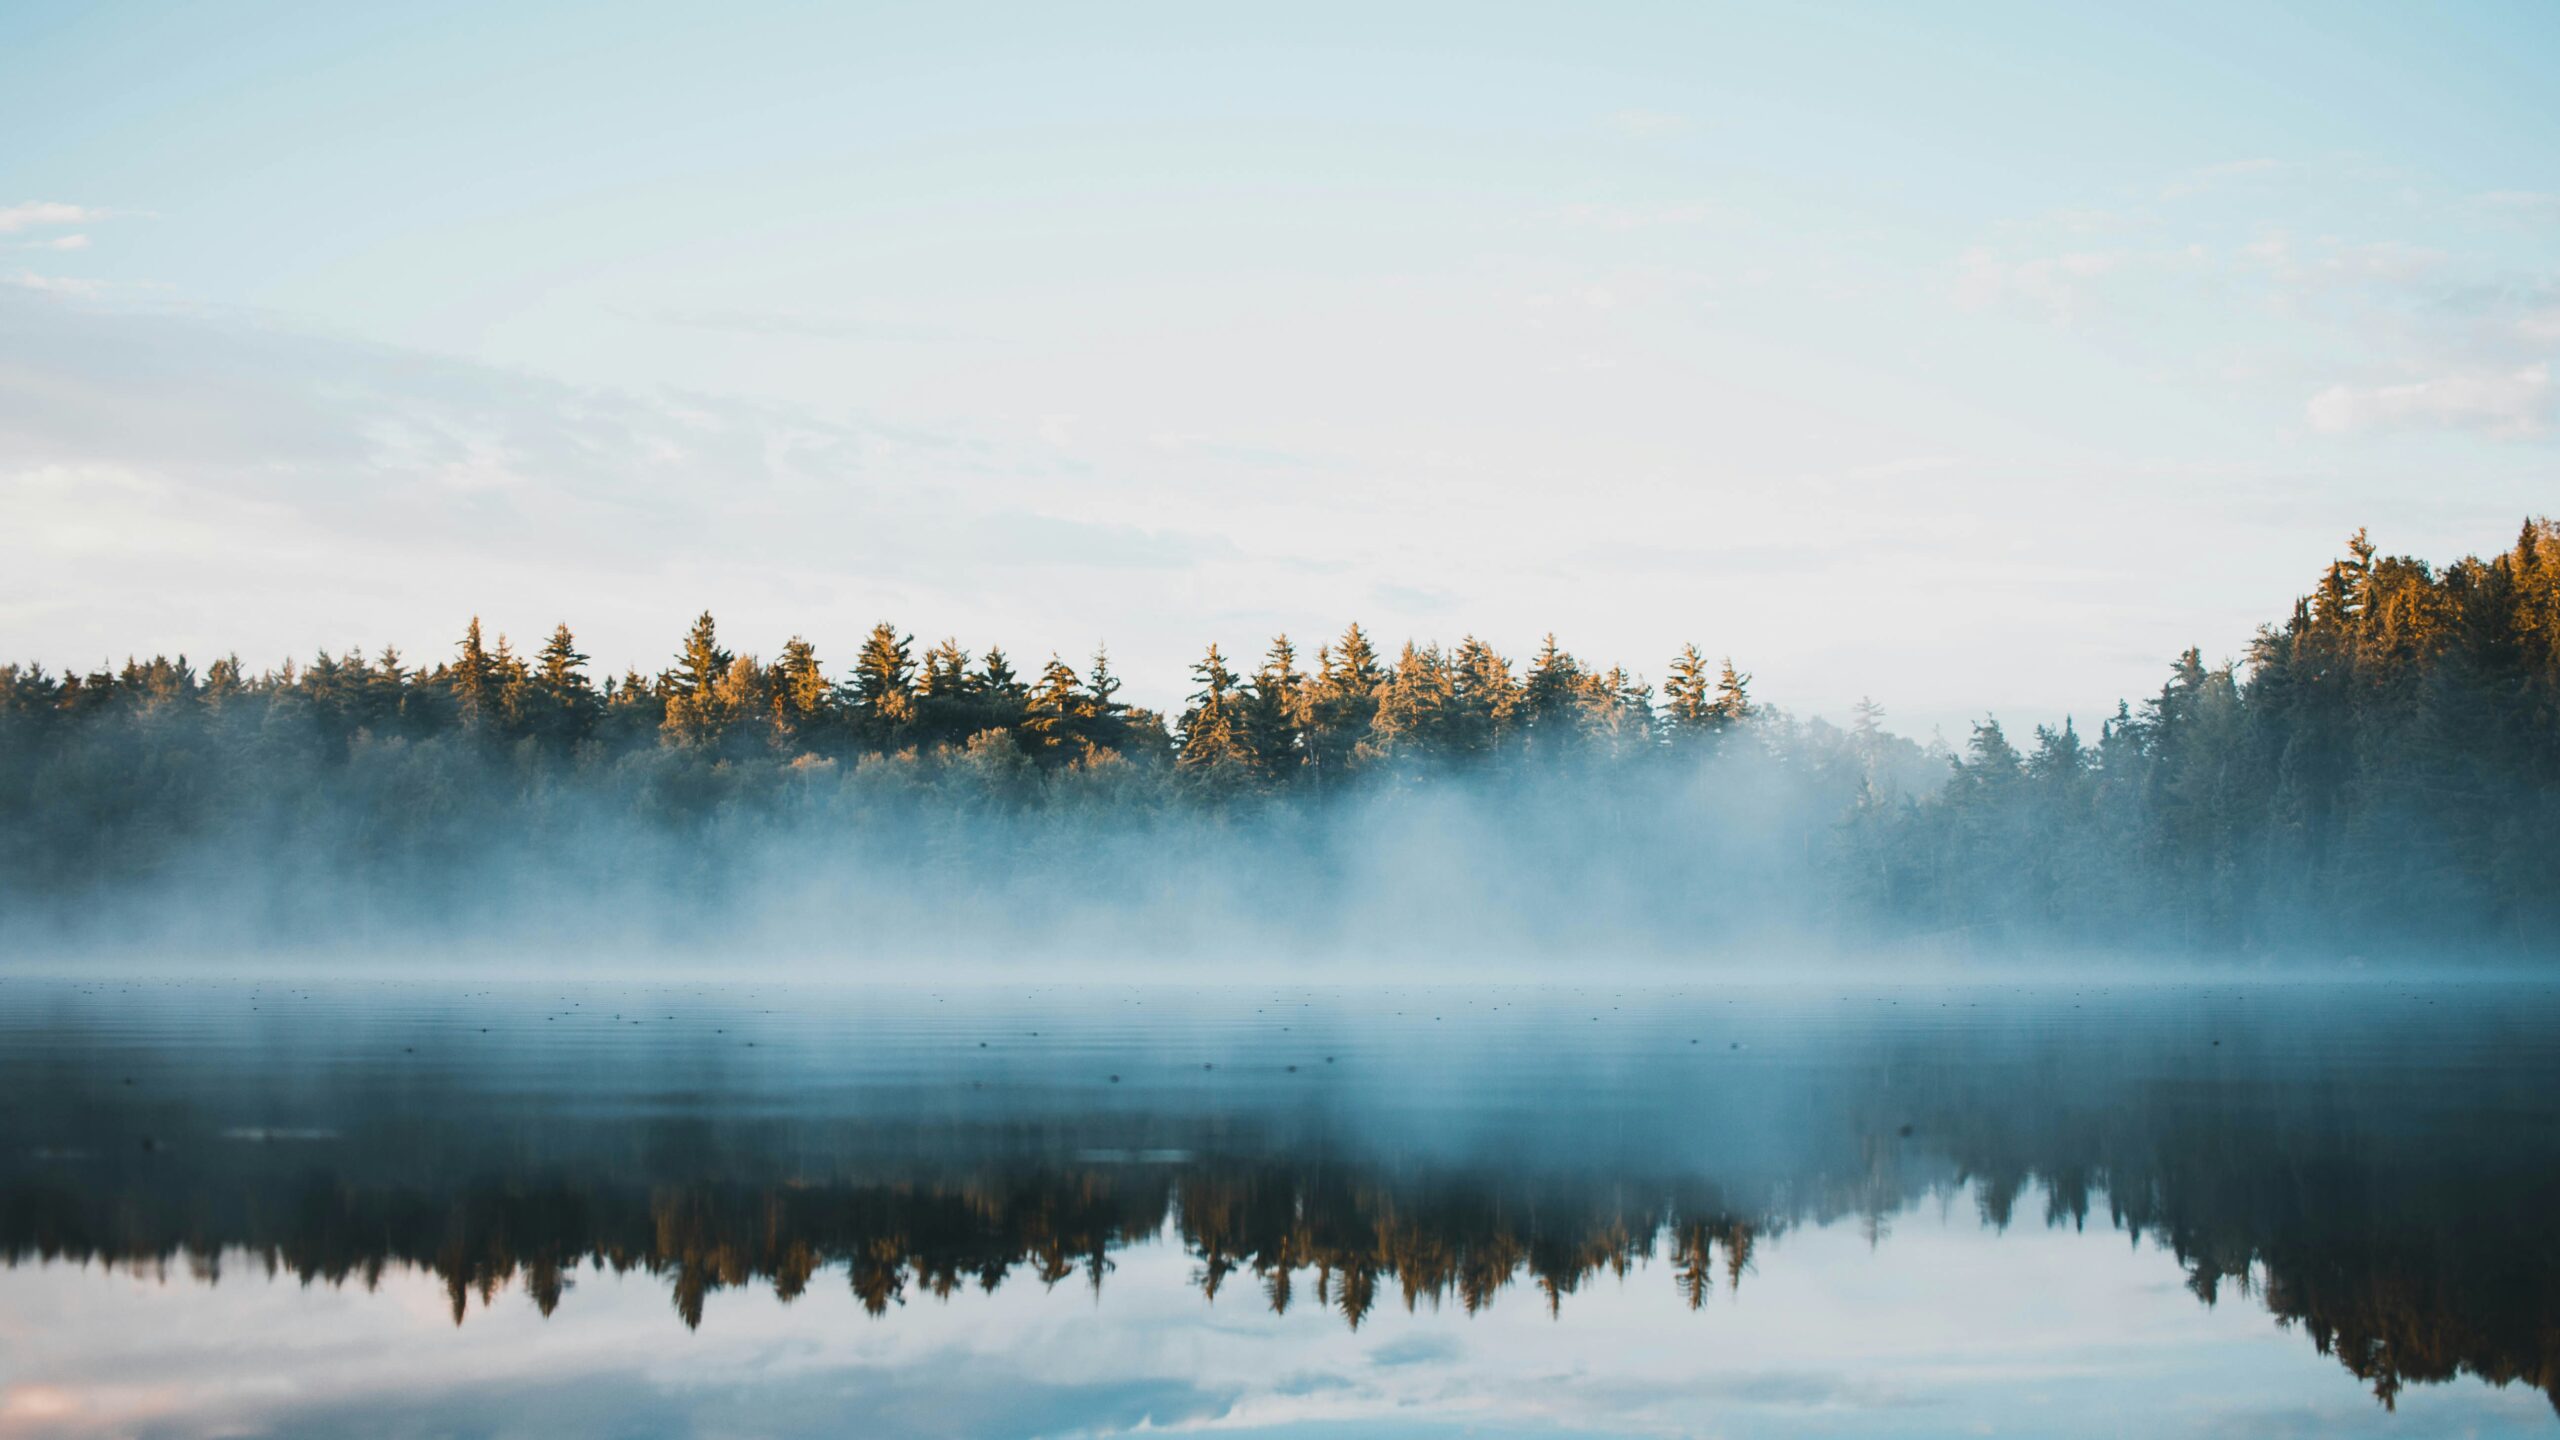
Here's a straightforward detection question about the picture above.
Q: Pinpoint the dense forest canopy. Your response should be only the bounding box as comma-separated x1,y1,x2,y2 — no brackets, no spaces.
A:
4,521,2557,959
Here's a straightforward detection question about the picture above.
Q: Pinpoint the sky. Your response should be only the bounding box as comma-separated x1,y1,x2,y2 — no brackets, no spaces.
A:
4,1,2557,736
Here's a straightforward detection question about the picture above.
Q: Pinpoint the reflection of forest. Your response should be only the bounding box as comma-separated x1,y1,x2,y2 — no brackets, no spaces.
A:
0,1160,1766,1330
4,1144,2554,1414
9,981,2559,1417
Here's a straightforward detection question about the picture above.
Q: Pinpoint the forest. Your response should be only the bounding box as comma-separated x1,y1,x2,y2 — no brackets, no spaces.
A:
3,521,2557,957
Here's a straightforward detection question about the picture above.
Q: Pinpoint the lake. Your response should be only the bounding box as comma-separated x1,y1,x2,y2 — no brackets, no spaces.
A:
3,974,2556,1437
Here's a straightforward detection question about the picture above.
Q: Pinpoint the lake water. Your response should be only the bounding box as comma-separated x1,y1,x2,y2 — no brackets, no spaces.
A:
3,974,2556,1438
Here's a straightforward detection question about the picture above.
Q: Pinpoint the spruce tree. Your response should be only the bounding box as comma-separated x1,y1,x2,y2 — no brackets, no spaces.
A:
451,617,496,725
848,622,917,750
665,612,732,698
1022,656,1090,762
1307,623,1383,774
1243,635,1308,778
530,624,599,746
1663,644,1713,740
769,637,832,741
1177,644,1257,776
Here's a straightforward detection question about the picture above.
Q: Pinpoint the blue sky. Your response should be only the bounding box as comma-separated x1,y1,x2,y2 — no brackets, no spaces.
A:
4,1,2556,734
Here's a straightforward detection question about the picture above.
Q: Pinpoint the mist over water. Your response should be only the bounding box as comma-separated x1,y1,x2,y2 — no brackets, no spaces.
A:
6,747,1889,970
12,523,2560,969
5,974,2558,1437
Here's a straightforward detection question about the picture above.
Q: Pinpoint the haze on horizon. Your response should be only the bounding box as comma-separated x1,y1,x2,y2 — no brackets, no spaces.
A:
4,1,2557,735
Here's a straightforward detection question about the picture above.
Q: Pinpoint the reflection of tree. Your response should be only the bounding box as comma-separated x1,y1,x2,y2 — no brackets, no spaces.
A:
0,1161,1763,1331
4,1140,2556,1415
9,1000,2560,1419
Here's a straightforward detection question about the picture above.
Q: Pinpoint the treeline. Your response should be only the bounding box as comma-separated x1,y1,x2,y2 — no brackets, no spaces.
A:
2,522,2557,954
1852,520,2560,951
0,615,1757,779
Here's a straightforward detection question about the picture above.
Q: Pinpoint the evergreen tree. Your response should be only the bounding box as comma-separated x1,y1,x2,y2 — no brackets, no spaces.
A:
529,624,600,746
976,647,1030,734
1083,647,1131,755
1662,645,1714,741
1519,634,1582,748
1371,642,1454,762
769,637,833,742
1447,636,1516,759
1177,644,1257,778
660,613,738,745
1708,659,1752,726
451,618,497,726
1242,636,1309,777
914,639,975,747
847,622,916,750
664,613,732,698
1307,623,1383,774
1022,657,1091,763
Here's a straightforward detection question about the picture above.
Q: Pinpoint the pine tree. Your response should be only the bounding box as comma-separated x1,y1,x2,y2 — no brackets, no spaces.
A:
1662,644,1713,740
768,637,832,741
1084,646,1130,754
1520,634,1582,746
451,617,497,725
847,622,916,750
1307,623,1383,773
976,647,1030,734
659,613,737,746
1707,659,1752,726
1370,642,1454,761
1177,644,1257,777
665,612,732,698
914,639,974,746
1242,635,1308,778
530,624,600,746
1447,636,1515,758
1022,656,1090,762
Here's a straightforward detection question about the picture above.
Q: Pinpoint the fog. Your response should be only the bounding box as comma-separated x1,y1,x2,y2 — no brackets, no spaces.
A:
10,516,2560,973
1,731,1909,972
8,973,2558,1418
2,707,2543,976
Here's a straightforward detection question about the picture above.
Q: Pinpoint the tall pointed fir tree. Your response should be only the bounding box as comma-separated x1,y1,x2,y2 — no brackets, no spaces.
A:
1177,643,1257,781
451,617,497,727
660,612,736,745
1662,644,1713,743
1022,656,1090,763
530,623,600,747
1242,635,1308,779
1307,623,1384,774
768,636,833,744
847,622,916,751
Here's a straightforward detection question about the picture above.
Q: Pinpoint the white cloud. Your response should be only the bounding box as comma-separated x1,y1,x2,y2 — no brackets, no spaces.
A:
1604,109,1685,139
0,288,1254,687
2478,190,2560,221
1546,202,1711,233
0,201,109,234
1953,247,2127,320
5,270,105,296
2160,157,2278,198
17,233,92,252
1839,455,1961,484
2305,364,2552,439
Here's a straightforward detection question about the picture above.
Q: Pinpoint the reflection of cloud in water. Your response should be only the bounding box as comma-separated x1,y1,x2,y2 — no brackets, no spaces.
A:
5,1202,2551,1440
4,978,2560,1435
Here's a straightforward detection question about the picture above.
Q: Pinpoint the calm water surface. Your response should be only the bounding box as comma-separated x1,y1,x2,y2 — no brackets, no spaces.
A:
2,974,2556,1438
